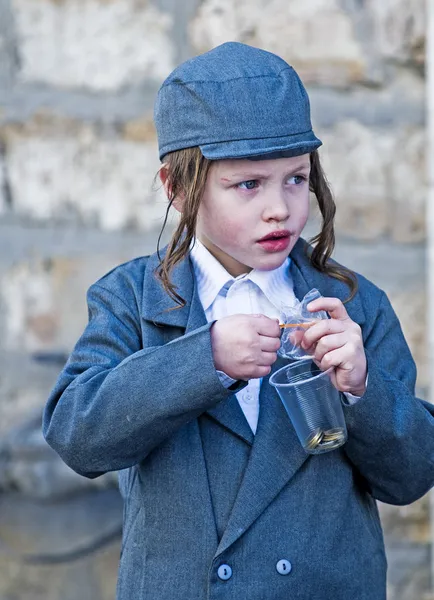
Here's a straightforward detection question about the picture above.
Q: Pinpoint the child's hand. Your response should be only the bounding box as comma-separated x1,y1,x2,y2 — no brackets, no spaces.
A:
301,297,367,397
210,314,281,381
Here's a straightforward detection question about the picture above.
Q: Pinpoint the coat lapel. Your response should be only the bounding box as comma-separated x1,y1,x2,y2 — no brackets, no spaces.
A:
206,396,254,446
214,354,309,558
141,248,194,329
141,247,253,444
214,242,314,558
205,240,315,448
214,238,371,557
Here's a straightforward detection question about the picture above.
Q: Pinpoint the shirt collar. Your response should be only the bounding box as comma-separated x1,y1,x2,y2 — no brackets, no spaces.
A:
248,259,293,310
190,239,234,311
190,238,292,312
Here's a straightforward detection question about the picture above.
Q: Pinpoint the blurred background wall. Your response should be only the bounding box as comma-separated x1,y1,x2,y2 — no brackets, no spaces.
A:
0,0,431,599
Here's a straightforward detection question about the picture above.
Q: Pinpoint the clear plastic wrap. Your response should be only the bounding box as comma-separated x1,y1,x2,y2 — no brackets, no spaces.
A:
279,288,328,360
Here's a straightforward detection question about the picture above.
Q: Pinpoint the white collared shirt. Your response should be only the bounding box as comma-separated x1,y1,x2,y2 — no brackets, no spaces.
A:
190,239,360,434
190,239,296,433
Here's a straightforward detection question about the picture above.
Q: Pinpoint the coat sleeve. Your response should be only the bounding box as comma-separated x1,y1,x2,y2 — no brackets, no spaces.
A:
43,282,240,478
342,290,434,505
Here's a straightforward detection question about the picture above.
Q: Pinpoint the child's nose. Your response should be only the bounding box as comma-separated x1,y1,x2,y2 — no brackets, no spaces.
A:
262,192,290,222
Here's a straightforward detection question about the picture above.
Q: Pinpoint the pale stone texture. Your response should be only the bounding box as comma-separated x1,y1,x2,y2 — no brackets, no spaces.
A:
0,152,6,214
2,260,59,353
12,0,174,91
389,128,426,243
0,353,52,438
386,288,428,392
0,493,120,600
380,498,430,545
318,121,426,244
5,119,167,231
190,0,366,86
0,402,118,497
0,252,123,500
1,254,126,353
318,120,393,240
367,0,425,65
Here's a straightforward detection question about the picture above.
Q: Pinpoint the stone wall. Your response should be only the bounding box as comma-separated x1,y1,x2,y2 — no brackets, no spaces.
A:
0,0,430,599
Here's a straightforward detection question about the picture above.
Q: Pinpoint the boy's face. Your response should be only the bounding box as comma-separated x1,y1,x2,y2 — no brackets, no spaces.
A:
196,154,311,276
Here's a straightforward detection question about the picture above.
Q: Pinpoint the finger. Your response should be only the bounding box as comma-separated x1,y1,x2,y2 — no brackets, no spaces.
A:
252,315,281,338
287,329,316,358
317,346,355,373
301,319,346,350
312,333,347,363
257,351,278,366
306,297,350,321
251,365,273,379
287,329,304,348
259,336,282,352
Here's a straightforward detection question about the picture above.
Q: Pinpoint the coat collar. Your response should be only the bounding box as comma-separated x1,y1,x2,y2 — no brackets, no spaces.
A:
141,237,366,330
142,245,254,443
141,246,194,329
141,238,304,327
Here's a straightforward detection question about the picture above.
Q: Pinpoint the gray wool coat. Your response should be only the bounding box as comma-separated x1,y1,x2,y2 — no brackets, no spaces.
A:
43,238,434,600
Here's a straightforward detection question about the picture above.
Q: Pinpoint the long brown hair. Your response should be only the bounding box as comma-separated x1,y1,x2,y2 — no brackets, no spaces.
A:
156,147,357,307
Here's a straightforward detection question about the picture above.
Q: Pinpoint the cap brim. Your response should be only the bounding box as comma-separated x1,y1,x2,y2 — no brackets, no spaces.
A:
199,130,322,160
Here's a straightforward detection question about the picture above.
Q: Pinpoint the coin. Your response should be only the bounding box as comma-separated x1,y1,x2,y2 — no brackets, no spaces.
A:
305,430,323,449
322,429,345,442
319,428,345,449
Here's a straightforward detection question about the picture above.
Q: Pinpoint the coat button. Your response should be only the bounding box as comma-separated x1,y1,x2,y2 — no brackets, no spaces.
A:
276,559,292,575
217,564,233,581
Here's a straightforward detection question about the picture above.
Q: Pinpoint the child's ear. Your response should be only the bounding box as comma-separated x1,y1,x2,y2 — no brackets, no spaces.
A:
159,164,185,213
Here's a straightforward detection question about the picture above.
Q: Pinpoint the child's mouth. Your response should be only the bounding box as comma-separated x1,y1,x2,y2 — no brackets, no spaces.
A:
257,231,291,252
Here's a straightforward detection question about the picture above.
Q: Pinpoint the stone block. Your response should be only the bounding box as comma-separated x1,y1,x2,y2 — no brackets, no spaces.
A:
317,121,427,245
386,287,428,390
0,489,121,559
12,0,174,91
0,411,118,498
0,353,58,439
0,223,167,369
366,0,425,65
0,150,6,214
2,258,77,353
318,120,393,240
0,354,118,497
0,491,120,600
0,0,19,87
380,496,430,544
190,0,367,87
0,254,124,353
384,540,430,600
4,117,167,230
308,69,425,130
389,128,426,243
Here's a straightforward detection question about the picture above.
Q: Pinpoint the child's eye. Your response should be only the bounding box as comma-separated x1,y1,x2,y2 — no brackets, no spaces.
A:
238,180,259,190
288,175,306,185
